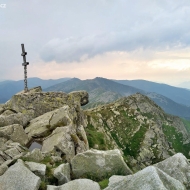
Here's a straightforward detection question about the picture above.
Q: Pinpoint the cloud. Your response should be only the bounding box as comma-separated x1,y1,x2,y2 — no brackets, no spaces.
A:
39,0,190,63
26,49,190,86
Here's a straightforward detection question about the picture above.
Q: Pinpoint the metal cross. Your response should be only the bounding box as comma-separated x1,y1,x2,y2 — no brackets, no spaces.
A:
21,44,29,92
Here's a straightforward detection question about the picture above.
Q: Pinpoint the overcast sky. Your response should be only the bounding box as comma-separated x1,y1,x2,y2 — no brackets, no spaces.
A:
0,0,190,86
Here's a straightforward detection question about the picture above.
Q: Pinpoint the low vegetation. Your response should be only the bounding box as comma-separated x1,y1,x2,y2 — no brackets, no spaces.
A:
162,124,190,158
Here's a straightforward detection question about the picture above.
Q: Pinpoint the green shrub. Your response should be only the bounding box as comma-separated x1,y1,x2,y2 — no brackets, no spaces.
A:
98,179,109,189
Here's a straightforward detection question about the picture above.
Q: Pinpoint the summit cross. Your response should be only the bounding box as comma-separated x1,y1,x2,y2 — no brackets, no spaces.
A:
21,44,29,92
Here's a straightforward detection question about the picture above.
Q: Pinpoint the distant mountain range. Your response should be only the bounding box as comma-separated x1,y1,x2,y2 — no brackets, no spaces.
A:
0,77,70,103
114,79,190,106
44,77,190,120
1,77,190,120
178,81,190,89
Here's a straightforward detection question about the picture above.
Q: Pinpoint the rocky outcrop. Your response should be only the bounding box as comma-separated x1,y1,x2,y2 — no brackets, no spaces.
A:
19,90,89,160
0,87,92,189
24,104,88,161
0,87,89,165
71,149,132,179
0,87,88,128
0,159,41,190
47,179,100,190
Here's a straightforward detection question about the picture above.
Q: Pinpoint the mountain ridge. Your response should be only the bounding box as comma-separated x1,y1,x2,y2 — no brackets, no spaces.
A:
84,93,190,170
44,77,190,120
114,79,190,106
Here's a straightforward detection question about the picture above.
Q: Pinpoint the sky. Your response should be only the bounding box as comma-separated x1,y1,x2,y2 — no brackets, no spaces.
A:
0,0,190,87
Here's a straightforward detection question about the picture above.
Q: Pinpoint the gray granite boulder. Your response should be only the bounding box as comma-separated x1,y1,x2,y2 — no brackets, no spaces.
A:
0,112,33,128
0,159,41,190
23,148,44,162
154,153,190,188
107,175,126,186
47,179,100,190
71,149,132,179
53,163,71,185
25,161,46,179
42,126,75,161
0,124,29,146
41,125,89,161
105,166,185,190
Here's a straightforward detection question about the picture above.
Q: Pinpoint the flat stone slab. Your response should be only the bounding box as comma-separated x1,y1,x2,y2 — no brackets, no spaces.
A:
0,159,41,190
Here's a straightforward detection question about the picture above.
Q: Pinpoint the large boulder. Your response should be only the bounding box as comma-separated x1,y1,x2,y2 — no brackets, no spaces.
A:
71,149,132,179
105,166,185,190
0,159,41,190
154,153,190,188
0,124,29,146
47,179,100,190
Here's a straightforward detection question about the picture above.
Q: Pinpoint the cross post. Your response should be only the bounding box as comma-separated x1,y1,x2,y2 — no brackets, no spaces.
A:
21,44,29,92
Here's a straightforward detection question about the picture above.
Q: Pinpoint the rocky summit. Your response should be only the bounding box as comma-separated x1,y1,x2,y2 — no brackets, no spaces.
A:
0,87,189,190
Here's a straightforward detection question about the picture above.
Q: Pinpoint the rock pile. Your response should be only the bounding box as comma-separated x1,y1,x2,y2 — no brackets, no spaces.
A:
0,87,89,165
